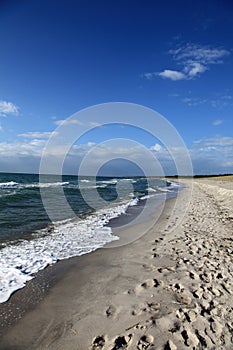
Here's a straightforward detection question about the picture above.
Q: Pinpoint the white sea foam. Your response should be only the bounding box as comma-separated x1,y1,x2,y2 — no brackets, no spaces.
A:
0,181,18,188
0,198,136,303
0,266,33,304
140,194,156,200
100,179,118,185
79,184,107,189
167,181,180,188
148,187,157,192
39,181,69,187
24,182,69,188
129,197,139,206
0,182,70,189
157,187,172,193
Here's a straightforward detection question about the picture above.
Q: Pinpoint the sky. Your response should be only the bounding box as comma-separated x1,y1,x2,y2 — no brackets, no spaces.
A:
0,0,232,175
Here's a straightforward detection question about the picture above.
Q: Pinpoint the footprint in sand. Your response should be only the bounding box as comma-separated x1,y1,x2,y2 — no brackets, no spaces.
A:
169,283,196,308
137,334,154,349
111,334,132,349
127,278,161,295
105,305,116,318
164,339,178,350
142,264,156,272
176,308,198,324
181,328,200,347
131,301,161,317
91,335,105,349
188,271,199,280
157,267,175,274
133,279,161,294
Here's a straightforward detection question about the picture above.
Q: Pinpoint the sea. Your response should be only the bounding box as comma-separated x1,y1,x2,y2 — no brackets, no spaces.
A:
0,172,179,303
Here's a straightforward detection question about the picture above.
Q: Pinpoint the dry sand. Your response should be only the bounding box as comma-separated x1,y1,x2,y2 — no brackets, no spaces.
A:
0,179,232,349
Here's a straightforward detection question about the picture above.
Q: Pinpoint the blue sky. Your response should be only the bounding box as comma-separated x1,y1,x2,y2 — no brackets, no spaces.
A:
0,0,232,175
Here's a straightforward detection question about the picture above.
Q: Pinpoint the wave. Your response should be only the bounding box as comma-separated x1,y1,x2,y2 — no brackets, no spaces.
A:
0,197,138,303
128,197,139,206
157,187,172,193
0,182,70,190
99,179,118,185
167,181,180,188
0,191,17,198
148,187,157,193
140,194,157,200
37,182,69,188
0,181,18,188
78,184,107,190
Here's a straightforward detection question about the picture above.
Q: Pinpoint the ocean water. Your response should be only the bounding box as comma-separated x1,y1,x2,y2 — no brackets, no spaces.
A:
0,172,179,303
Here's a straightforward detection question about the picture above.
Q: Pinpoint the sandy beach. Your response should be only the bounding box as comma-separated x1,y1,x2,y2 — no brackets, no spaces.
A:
0,178,233,350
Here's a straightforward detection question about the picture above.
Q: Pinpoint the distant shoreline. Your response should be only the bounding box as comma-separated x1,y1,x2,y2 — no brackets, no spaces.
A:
0,170,232,179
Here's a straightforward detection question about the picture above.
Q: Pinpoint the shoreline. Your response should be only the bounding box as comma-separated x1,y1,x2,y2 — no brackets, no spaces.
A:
0,176,178,305
0,179,232,349
0,186,180,335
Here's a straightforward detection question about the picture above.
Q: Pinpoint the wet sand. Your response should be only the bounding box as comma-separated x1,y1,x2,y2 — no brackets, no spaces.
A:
0,179,232,349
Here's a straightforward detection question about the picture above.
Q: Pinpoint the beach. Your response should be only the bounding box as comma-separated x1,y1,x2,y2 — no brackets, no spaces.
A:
0,178,233,349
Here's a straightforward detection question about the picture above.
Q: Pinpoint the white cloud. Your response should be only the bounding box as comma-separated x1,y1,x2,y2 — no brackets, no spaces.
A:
170,44,230,79
182,92,233,109
185,62,207,77
89,121,101,127
142,72,156,80
190,136,233,173
170,44,230,65
87,141,96,147
18,131,58,138
54,119,84,126
158,70,186,81
150,136,233,174
0,100,20,117
0,140,46,157
182,97,207,106
211,94,233,109
212,119,223,126
150,143,162,152
0,135,232,175
54,119,101,127
74,137,233,175
0,125,3,132
221,95,233,100
144,43,230,82
194,136,233,148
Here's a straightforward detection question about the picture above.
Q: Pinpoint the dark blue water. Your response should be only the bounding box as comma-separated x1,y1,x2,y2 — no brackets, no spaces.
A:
0,172,169,244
